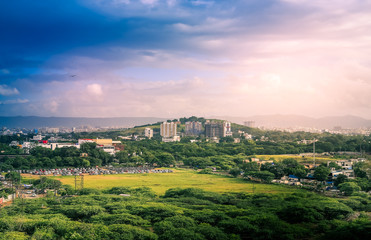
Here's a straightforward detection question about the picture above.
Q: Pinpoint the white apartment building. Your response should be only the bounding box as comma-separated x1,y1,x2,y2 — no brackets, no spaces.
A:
144,128,153,139
160,122,177,137
223,121,233,137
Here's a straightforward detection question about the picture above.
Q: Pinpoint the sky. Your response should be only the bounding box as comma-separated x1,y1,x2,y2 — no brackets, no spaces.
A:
1,0,371,119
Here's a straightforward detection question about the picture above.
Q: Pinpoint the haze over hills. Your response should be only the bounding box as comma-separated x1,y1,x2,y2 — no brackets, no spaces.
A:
1,115,371,129
0,116,167,129
211,115,371,129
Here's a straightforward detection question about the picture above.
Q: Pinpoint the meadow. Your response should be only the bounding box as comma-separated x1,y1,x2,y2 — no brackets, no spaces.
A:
256,154,336,163
46,169,296,195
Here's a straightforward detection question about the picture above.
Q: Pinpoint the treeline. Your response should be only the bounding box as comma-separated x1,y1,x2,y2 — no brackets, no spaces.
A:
0,186,370,239
1,137,370,172
1,127,371,172
0,143,112,171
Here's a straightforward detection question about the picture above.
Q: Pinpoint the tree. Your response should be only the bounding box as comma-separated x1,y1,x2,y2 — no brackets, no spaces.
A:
5,172,21,185
229,168,241,177
82,159,91,168
282,158,299,168
156,152,175,167
338,182,361,196
313,166,330,181
33,177,62,193
291,166,308,179
353,162,369,179
326,161,342,170
261,162,286,178
241,162,260,172
244,171,275,183
334,174,348,186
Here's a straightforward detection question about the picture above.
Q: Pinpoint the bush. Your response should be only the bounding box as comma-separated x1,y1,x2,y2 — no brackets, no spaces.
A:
244,171,275,183
198,168,212,174
338,182,361,196
78,188,102,195
104,187,156,198
108,224,158,240
59,205,105,220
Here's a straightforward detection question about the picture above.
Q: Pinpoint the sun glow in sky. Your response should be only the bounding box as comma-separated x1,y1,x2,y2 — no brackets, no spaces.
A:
1,0,371,118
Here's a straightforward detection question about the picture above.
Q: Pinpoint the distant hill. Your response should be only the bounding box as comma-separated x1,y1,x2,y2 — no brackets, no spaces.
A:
211,115,371,129
0,116,167,129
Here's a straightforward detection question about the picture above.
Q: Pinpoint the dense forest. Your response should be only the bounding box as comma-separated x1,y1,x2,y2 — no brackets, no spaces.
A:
0,185,370,240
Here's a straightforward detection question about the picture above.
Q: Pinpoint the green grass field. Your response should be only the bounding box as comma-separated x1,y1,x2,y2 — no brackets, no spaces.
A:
45,169,297,195
256,154,336,163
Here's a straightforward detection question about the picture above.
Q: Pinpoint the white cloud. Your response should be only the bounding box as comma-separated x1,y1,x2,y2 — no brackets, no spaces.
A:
0,99,29,104
173,17,237,33
86,83,103,96
191,0,214,6
140,0,158,5
43,100,59,113
9,0,371,118
0,85,19,96
167,0,176,7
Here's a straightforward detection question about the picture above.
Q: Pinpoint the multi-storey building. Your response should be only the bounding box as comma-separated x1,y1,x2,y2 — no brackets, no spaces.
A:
205,121,232,138
223,121,233,137
160,122,177,138
205,121,223,138
185,121,203,135
144,127,153,139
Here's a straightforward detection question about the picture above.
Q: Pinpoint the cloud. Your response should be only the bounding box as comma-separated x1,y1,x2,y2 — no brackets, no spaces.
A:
1,69,10,74
0,85,19,96
86,84,103,96
140,0,158,5
43,100,59,113
191,0,214,6
0,99,29,104
2,0,371,118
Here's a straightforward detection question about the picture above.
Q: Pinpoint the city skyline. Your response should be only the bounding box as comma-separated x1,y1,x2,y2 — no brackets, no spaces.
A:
1,0,371,118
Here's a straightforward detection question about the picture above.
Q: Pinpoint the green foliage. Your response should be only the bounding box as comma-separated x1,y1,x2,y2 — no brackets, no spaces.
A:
313,166,331,181
5,171,21,184
195,223,229,240
198,168,212,174
338,182,361,196
103,186,156,198
350,177,370,191
353,162,369,179
108,224,158,240
277,204,324,223
334,174,348,186
59,185,75,196
59,205,105,220
163,188,230,204
0,186,368,240
322,218,371,240
241,161,260,172
260,162,286,178
0,231,29,240
229,168,241,177
90,213,150,227
244,171,275,183
33,177,62,192
31,227,57,240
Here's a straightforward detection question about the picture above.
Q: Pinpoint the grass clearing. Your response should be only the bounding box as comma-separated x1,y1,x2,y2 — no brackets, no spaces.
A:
256,154,336,163
37,169,298,195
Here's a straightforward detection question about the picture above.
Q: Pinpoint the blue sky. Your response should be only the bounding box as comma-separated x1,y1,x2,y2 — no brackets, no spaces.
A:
1,0,371,118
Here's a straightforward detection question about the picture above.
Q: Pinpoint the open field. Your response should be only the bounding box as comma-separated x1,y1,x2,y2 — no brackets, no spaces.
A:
24,169,298,195
256,154,336,163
